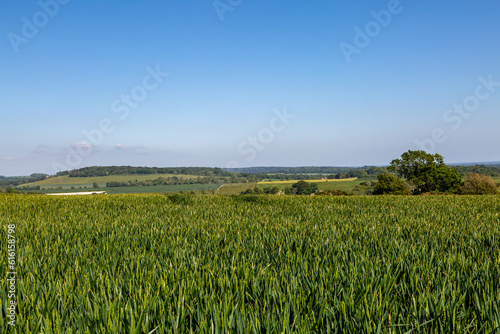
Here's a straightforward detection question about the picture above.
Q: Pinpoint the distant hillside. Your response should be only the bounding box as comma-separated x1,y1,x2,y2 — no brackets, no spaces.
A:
0,173,47,188
450,161,500,166
451,164,500,177
225,163,500,176
57,166,234,178
19,173,204,188
223,166,385,174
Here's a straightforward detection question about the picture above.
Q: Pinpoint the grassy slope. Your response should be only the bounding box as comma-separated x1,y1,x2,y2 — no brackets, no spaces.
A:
216,182,257,195
19,174,201,188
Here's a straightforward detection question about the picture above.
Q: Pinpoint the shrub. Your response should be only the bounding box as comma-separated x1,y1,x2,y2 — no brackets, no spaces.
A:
461,173,498,195
373,173,410,195
291,180,318,195
263,186,280,194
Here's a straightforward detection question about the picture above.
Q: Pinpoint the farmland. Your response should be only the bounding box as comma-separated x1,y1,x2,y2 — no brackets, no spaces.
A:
258,177,368,192
257,178,358,184
19,174,202,190
216,182,257,195
103,184,221,194
1,194,500,332
16,173,226,195
28,184,222,195
216,178,374,195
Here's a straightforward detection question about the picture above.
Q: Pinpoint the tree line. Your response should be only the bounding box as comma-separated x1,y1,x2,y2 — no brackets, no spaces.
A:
105,176,226,187
56,166,233,178
451,164,500,177
226,166,386,174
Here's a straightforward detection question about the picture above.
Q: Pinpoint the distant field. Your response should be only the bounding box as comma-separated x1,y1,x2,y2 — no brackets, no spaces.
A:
493,176,500,183
19,174,201,189
259,177,376,193
258,177,357,184
217,177,376,195
216,182,257,195
31,183,222,195
103,184,221,194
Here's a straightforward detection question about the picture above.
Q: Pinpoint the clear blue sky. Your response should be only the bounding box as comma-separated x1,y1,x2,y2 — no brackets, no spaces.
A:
1,0,499,175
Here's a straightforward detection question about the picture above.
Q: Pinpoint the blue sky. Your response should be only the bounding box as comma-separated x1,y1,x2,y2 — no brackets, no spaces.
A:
1,0,499,175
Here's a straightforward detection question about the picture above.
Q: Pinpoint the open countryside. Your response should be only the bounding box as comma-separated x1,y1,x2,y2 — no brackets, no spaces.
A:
8,164,500,197
2,154,500,331
2,1,500,332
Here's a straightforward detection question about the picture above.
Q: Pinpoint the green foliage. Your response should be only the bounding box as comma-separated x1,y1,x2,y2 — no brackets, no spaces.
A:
263,186,280,194
461,172,498,195
30,173,48,179
105,175,224,188
290,180,319,195
241,186,281,195
1,195,500,332
316,189,348,196
373,173,410,195
240,186,264,195
388,150,462,194
434,165,463,194
253,186,264,194
227,166,378,174
16,185,41,191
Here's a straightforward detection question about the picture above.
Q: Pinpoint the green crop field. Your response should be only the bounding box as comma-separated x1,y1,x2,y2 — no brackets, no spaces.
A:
1,194,500,332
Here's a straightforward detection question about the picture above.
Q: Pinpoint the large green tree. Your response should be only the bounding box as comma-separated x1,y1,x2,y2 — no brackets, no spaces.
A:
388,150,462,194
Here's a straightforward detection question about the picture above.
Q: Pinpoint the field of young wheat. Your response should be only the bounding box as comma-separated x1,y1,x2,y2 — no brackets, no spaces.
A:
1,194,499,333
